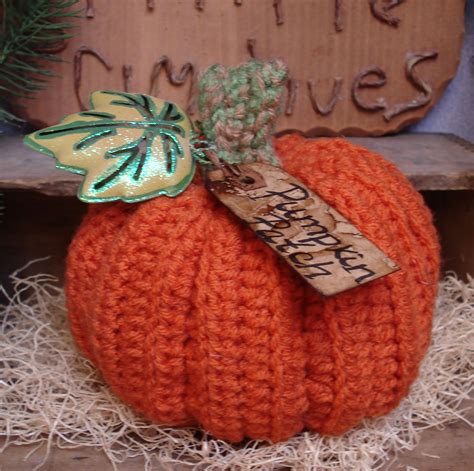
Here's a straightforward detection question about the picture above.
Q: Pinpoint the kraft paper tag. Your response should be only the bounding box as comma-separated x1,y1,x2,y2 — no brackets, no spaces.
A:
205,162,399,296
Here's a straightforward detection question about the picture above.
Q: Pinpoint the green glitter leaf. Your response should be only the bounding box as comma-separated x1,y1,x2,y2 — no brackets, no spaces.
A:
24,91,196,203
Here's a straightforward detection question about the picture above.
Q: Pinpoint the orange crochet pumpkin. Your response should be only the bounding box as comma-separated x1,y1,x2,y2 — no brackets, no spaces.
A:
65,134,440,443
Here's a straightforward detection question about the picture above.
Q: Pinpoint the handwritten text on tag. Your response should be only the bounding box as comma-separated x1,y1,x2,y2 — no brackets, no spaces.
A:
205,162,399,296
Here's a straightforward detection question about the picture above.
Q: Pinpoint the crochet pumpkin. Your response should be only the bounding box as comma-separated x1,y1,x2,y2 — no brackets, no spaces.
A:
63,61,440,443
66,149,440,443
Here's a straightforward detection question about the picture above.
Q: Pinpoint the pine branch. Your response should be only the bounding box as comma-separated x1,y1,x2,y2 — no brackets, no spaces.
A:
0,0,81,126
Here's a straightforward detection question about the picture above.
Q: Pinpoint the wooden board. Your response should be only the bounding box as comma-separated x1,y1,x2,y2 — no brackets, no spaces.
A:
0,193,85,293
2,191,473,301
2,133,474,196
1,407,472,470
19,0,465,136
423,191,474,278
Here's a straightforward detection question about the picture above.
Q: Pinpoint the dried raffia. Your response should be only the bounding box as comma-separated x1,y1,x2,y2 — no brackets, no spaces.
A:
0,262,472,470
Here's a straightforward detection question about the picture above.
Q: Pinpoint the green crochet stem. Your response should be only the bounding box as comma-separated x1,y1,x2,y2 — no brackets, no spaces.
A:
198,59,288,166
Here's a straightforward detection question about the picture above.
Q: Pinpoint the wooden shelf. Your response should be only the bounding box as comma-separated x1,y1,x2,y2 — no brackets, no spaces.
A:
1,133,474,196
1,411,473,470
1,132,473,469
349,133,474,191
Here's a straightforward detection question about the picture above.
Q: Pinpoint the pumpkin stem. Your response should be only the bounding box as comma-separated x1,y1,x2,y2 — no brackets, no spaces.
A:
197,59,288,166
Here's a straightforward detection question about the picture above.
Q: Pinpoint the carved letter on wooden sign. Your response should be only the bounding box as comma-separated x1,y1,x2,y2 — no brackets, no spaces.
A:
122,65,133,92
148,56,196,114
285,78,299,116
86,0,94,19
308,77,343,116
73,46,112,110
334,0,343,32
369,0,406,27
352,67,387,112
384,51,439,122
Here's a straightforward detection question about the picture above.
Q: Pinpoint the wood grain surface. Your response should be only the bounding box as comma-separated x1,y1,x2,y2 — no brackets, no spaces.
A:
17,0,465,136
1,407,472,470
2,133,474,195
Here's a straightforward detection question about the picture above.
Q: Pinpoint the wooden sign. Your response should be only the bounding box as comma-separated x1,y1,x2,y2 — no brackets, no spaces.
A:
206,162,399,296
21,0,465,136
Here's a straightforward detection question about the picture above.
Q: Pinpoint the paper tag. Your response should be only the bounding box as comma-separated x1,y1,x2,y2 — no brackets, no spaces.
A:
205,162,399,296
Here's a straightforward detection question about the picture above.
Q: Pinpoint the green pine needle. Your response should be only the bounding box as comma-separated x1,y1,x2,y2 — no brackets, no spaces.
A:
0,0,81,126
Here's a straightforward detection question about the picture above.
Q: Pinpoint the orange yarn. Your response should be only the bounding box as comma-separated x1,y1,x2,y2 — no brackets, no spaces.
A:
65,135,440,443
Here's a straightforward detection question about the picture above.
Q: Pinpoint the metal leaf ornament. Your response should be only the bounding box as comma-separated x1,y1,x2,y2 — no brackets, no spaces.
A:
24,91,196,203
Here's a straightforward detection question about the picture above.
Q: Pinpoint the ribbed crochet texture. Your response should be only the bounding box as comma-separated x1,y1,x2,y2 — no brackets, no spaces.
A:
66,134,440,443
198,59,287,165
